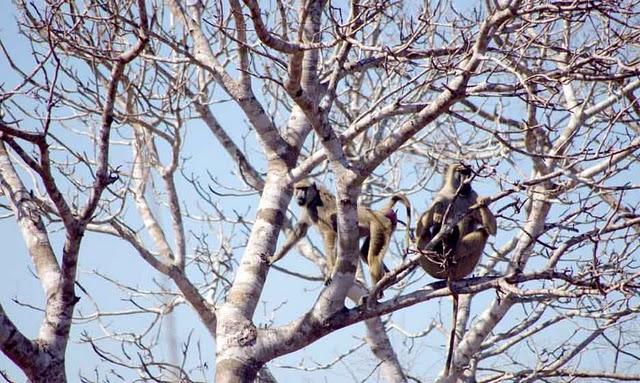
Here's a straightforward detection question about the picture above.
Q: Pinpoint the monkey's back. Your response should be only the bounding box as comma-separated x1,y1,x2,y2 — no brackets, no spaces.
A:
311,187,338,233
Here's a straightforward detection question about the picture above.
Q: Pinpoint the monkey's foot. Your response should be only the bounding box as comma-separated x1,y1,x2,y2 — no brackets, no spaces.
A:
324,276,333,286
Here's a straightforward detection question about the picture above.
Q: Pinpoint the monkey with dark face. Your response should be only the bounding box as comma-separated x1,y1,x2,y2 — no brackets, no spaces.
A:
269,180,411,289
415,163,497,377
270,180,338,285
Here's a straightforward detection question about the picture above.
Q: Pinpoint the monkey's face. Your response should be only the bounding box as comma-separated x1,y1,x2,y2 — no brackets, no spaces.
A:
294,183,317,206
450,163,473,195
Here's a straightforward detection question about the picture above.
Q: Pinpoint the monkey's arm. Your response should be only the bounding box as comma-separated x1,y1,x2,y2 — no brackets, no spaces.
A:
474,197,497,236
416,202,443,249
269,220,310,264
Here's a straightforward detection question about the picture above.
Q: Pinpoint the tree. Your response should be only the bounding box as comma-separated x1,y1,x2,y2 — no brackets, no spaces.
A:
1,0,640,382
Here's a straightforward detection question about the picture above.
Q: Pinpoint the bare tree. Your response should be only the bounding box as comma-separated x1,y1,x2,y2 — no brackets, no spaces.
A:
0,0,149,381
1,0,640,382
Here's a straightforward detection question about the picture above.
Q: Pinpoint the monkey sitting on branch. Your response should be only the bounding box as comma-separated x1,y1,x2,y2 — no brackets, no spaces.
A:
415,163,497,377
416,163,497,278
269,180,411,292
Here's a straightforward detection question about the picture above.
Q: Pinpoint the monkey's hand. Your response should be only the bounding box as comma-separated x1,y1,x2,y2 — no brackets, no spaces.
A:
324,275,332,286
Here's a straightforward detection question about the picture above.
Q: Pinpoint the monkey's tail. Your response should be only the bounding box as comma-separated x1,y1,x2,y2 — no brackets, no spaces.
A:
389,194,413,252
444,293,459,377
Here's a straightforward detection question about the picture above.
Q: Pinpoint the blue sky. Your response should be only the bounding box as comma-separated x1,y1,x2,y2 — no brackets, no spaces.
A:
1,2,638,382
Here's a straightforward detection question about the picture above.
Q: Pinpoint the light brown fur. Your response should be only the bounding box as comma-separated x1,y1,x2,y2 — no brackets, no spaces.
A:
270,180,411,288
359,194,411,288
416,163,496,279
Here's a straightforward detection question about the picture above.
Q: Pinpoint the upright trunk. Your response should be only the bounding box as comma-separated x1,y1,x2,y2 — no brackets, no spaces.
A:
215,356,263,382
29,359,66,383
215,169,291,381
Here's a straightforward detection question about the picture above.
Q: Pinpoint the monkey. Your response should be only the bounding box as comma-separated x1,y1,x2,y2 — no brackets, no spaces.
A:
269,180,338,285
358,194,412,289
416,163,496,277
269,180,411,289
415,163,497,377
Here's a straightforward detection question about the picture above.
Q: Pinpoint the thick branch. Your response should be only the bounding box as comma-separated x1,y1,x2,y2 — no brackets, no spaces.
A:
0,304,37,376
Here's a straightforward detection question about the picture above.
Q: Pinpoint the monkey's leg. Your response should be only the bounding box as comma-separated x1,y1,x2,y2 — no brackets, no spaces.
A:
269,222,308,264
367,224,391,298
415,213,429,249
416,210,440,249
441,224,460,257
357,238,375,306
323,231,337,286
449,229,489,280
359,236,370,265
360,237,390,272
417,224,460,280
